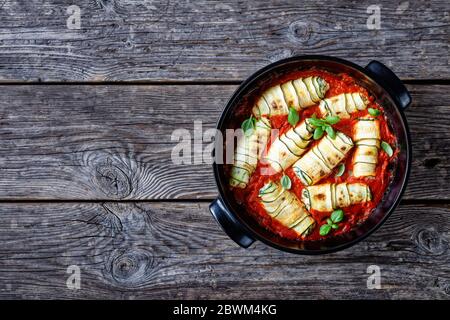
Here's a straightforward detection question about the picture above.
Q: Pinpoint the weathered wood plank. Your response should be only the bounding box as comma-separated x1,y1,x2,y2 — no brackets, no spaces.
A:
0,84,448,200
0,0,448,81
0,201,448,299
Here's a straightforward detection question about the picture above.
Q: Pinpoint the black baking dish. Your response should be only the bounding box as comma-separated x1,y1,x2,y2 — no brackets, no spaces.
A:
210,55,412,254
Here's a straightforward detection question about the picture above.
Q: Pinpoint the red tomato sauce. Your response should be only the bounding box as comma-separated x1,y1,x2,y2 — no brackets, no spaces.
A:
230,69,398,242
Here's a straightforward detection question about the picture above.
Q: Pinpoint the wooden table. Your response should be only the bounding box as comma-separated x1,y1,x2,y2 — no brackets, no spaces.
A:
0,0,449,299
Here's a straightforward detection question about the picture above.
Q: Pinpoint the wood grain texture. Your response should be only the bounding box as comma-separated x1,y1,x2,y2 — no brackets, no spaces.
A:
0,201,448,299
0,84,448,200
0,0,448,82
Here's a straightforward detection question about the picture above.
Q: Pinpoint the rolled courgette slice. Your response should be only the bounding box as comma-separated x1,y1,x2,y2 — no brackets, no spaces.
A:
302,77,320,102
285,129,309,149
347,182,372,203
312,76,328,99
292,78,314,108
229,117,271,188
344,93,358,114
301,182,372,212
281,81,300,110
319,92,369,119
262,85,289,117
252,76,329,118
264,119,315,173
353,116,381,177
252,96,271,118
292,131,354,186
292,215,316,236
353,92,369,110
259,181,316,237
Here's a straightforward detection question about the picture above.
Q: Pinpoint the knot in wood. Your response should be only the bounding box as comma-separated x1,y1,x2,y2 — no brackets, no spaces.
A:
288,20,312,43
416,228,448,255
444,282,450,296
109,249,154,287
434,278,450,296
94,163,131,199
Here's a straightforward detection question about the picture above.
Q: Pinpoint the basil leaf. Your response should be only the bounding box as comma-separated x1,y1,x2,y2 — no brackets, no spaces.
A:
288,107,300,127
326,218,332,225
335,163,345,177
368,108,381,116
319,224,332,236
241,116,255,136
381,141,394,157
325,115,340,125
325,125,336,139
313,127,324,140
331,223,339,229
331,209,344,223
308,117,325,127
280,175,292,190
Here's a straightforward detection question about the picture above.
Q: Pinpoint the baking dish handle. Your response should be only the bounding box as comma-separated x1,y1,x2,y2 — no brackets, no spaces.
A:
365,60,412,110
209,197,255,248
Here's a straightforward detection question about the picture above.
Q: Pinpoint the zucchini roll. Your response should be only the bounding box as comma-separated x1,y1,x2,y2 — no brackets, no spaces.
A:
229,118,271,188
252,76,329,118
353,116,381,177
259,181,316,237
264,119,315,173
292,131,354,185
319,92,369,119
302,182,372,212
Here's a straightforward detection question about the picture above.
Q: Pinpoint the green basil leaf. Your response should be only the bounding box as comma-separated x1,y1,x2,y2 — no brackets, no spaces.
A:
381,141,394,157
326,218,332,225
331,223,339,229
368,108,381,116
325,115,340,125
244,127,254,136
241,116,255,136
313,127,324,140
335,163,345,177
280,175,292,190
308,117,325,127
331,209,344,223
325,125,336,139
319,224,332,236
288,107,300,127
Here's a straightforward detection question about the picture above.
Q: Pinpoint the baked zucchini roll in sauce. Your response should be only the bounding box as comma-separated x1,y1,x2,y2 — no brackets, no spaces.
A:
353,116,381,177
319,92,369,119
252,76,329,118
292,131,354,186
264,119,315,173
259,181,316,237
229,117,271,188
302,182,372,212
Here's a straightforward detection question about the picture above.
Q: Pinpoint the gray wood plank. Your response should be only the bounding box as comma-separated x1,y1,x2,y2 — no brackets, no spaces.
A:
0,0,448,81
0,201,448,299
0,84,448,200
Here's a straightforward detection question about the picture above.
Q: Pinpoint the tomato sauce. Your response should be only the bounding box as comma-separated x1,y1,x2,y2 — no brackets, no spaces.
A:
230,69,398,242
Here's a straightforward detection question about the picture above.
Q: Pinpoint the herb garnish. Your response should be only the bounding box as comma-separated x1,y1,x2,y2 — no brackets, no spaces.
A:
280,175,292,190
288,107,300,127
381,141,394,157
319,209,344,236
241,115,256,136
308,115,340,140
